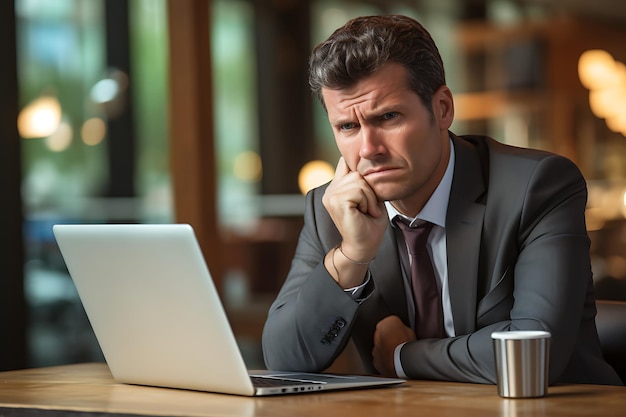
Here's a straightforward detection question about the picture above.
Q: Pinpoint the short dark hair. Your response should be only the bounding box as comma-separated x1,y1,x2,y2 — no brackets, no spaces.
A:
309,15,446,114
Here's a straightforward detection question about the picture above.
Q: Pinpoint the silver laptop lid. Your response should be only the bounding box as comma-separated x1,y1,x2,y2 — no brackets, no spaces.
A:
53,223,256,396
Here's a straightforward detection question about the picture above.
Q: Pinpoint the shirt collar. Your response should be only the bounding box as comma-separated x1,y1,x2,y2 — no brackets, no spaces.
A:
385,136,455,228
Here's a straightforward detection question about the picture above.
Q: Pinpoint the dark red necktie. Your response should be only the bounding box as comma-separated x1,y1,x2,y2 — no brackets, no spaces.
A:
395,219,446,339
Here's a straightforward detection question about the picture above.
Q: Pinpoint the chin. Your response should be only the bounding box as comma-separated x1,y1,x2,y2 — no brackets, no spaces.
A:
372,181,418,202
371,187,404,203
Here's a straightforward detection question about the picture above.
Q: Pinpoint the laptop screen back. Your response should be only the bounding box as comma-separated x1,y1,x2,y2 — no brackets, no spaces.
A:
53,223,256,396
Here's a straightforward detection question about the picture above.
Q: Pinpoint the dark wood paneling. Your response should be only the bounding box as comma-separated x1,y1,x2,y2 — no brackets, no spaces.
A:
0,0,27,371
167,0,223,289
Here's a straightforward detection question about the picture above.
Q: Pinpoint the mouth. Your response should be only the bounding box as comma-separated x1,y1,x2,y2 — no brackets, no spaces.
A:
362,166,399,178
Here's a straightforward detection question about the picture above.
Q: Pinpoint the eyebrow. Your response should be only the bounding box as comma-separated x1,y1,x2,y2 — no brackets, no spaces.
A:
329,104,401,126
328,116,355,127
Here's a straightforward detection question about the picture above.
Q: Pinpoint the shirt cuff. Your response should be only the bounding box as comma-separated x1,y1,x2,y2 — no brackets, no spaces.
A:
343,272,371,300
394,342,408,379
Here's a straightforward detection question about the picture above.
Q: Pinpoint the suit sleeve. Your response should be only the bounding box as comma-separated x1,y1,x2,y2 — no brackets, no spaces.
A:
261,187,367,372
400,155,595,384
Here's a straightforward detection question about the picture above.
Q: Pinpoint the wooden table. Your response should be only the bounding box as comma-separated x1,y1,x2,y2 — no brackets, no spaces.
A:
0,363,624,417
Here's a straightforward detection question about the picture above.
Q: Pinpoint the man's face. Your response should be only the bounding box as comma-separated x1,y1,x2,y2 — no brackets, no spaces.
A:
322,62,454,215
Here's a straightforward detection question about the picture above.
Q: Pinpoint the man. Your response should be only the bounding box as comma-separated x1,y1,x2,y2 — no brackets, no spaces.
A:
262,14,622,385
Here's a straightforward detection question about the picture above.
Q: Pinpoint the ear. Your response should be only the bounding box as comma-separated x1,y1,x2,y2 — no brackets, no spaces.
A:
432,86,454,130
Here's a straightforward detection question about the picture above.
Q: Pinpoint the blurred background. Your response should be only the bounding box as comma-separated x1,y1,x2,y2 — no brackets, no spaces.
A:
2,0,626,373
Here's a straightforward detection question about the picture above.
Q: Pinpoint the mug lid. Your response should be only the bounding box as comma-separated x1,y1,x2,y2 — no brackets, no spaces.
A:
491,330,551,340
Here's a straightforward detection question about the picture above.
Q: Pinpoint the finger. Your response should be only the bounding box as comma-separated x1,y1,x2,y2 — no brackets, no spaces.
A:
353,186,383,217
334,156,350,178
364,187,383,217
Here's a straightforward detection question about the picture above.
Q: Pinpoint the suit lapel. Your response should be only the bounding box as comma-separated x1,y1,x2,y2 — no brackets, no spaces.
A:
446,135,487,335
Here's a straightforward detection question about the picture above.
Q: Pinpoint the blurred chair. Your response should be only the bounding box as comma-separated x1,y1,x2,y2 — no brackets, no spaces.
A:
596,299,626,384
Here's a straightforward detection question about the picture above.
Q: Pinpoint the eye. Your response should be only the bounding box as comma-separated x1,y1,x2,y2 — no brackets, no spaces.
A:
382,112,399,121
339,122,358,131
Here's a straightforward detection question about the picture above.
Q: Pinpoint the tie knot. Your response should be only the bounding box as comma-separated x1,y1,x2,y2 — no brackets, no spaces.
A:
395,218,434,255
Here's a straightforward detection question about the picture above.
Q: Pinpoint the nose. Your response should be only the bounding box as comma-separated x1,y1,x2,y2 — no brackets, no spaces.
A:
359,126,386,159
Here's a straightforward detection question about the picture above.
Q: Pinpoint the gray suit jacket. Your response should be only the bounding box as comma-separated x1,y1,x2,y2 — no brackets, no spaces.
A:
262,134,623,385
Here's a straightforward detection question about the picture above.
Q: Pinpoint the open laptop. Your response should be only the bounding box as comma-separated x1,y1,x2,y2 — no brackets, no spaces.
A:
52,223,405,396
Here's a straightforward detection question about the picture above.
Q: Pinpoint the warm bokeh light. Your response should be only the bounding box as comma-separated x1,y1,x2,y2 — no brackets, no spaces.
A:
17,96,62,138
606,114,626,136
589,88,626,119
45,121,73,152
81,117,107,146
578,49,619,91
233,151,263,182
588,91,605,118
579,49,626,137
298,160,334,195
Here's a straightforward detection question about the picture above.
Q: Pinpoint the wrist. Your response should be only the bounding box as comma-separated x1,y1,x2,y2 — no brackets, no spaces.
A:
336,243,376,265
326,245,370,289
